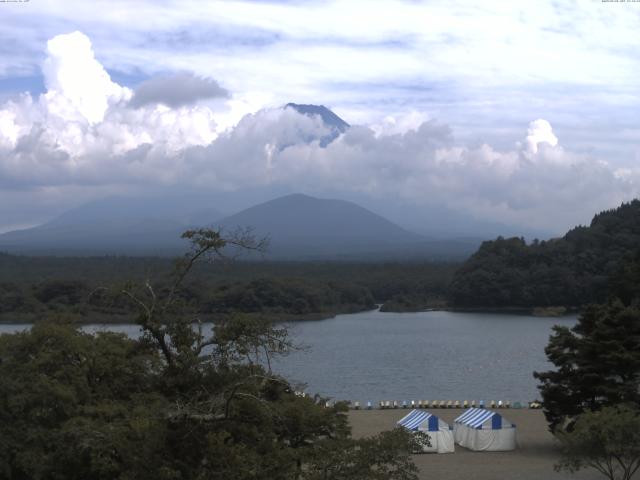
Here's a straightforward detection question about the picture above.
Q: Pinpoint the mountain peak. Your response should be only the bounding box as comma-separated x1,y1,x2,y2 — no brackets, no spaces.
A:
285,103,350,133
269,193,321,203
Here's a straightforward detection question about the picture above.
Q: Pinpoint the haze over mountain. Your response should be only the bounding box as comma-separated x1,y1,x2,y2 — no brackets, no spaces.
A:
0,195,223,256
216,193,428,259
0,98,549,259
0,192,480,259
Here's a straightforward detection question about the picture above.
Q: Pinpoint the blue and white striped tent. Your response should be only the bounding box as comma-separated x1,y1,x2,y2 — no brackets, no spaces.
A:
453,408,517,451
397,410,454,453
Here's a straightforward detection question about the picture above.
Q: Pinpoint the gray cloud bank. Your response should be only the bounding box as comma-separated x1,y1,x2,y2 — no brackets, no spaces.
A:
130,73,229,108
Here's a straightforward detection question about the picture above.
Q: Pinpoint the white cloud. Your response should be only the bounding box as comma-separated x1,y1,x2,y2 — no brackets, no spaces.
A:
0,106,23,148
0,32,227,164
42,31,129,125
370,111,432,137
0,0,637,173
0,30,639,234
524,119,558,155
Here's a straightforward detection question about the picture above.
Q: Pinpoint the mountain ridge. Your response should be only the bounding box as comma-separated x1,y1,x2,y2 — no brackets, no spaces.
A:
0,192,479,259
214,193,429,259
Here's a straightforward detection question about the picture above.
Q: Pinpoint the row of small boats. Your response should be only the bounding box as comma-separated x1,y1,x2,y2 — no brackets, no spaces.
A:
291,391,543,410
350,399,542,409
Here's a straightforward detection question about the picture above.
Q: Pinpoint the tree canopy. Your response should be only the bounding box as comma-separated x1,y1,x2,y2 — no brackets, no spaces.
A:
0,228,421,479
555,405,640,480
0,252,456,322
534,246,640,433
449,200,640,308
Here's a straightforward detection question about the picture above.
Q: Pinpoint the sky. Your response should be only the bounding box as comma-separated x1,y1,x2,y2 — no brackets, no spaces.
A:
0,0,639,235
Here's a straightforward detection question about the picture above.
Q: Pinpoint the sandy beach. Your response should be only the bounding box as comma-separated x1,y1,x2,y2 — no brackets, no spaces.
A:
348,408,606,480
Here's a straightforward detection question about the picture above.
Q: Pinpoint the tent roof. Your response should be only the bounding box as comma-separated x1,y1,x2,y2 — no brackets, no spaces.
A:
454,408,506,429
397,409,442,431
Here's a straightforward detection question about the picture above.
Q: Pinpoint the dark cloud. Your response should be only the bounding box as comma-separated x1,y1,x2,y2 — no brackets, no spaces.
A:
130,72,229,108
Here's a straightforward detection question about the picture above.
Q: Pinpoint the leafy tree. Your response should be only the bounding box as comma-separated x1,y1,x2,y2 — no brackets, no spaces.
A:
534,300,640,432
0,282,25,313
33,279,88,305
0,321,166,480
555,405,640,480
303,428,422,480
0,228,420,480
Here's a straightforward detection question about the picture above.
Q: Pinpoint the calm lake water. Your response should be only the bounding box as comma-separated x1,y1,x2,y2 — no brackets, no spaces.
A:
0,309,576,404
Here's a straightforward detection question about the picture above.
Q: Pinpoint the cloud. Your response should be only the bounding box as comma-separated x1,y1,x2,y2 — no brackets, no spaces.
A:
167,110,637,231
42,31,129,124
130,73,229,108
0,31,639,234
0,32,224,162
0,0,639,170
524,119,558,155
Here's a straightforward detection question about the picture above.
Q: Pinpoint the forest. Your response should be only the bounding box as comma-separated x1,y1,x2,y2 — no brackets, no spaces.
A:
449,200,640,309
0,230,423,480
2,200,640,322
0,253,456,323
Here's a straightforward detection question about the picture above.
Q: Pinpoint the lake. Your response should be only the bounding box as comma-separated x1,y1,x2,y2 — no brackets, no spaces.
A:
0,309,576,404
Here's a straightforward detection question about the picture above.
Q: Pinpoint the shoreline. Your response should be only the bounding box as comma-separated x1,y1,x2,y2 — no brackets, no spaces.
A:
0,306,376,326
0,304,578,326
380,305,580,317
6,304,572,332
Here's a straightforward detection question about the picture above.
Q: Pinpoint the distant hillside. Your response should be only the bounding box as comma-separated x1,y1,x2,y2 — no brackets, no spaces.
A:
0,195,223,255
0,192,479,259
217,193,419,258
449,200,640,308
216,193,478,260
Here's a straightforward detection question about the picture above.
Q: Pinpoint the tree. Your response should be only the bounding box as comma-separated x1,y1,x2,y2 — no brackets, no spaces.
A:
555,405,640,480
302,428,422,480
609,249,640,307
0,228,421,480
534,300,640,432
0,320,167,480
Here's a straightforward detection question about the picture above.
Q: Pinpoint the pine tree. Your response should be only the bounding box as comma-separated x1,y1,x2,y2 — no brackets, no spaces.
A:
534,300,640,432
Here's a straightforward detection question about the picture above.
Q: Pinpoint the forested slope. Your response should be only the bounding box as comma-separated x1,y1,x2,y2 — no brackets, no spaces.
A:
449,200,640,308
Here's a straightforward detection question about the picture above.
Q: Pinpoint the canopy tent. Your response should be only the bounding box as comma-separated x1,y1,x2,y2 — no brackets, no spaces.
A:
453,408,517,451
397,409,455,453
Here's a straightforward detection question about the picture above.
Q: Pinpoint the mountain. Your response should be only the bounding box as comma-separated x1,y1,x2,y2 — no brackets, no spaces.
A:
285,103,349,146
285,103,349,132
0,195,223,255
449,199,640,308
215,193,477,260
0,192,480,259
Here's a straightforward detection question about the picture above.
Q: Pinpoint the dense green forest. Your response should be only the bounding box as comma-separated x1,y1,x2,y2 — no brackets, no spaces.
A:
449,200,640,309
0,230,422,479
0,254,456,322
3,199,639,320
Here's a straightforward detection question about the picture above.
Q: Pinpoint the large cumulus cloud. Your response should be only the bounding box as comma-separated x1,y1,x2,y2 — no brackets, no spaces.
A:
0,31,639,233
0,31,221,184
